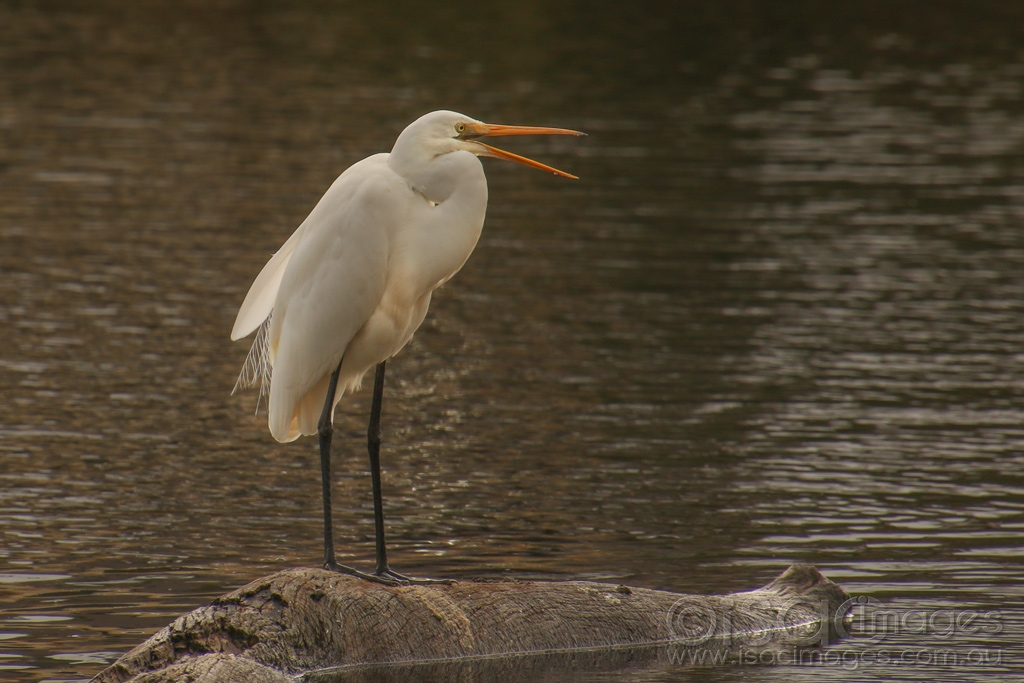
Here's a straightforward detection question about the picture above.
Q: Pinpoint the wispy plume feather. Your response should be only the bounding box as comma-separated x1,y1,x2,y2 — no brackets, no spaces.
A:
233,315,272,413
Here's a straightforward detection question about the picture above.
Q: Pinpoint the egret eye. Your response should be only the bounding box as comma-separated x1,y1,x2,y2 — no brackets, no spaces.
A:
455,122,467,136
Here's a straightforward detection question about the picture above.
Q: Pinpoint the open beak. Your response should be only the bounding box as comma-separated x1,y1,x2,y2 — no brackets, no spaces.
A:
463,122,585,179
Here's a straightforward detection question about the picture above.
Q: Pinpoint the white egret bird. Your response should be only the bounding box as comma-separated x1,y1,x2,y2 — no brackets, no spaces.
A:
231,110,583,584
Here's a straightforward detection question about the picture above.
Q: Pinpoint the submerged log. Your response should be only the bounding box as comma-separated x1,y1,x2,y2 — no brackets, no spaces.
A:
93,564,850,682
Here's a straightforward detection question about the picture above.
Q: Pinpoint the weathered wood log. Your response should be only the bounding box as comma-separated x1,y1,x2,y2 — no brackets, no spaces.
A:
93,564,850,682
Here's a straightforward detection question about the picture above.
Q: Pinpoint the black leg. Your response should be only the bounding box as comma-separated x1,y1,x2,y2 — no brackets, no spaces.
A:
317,359,343,569
365,361,452,585
367,361,390,574
318,359,404,585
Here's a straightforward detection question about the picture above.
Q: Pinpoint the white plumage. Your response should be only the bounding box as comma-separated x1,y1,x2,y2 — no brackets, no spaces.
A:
232,110,580,443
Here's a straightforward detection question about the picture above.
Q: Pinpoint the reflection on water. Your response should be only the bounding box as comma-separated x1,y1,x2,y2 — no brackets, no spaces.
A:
2,1,1023,681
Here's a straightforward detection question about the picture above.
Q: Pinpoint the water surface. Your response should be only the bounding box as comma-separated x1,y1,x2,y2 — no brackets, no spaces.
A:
1,1,1022,681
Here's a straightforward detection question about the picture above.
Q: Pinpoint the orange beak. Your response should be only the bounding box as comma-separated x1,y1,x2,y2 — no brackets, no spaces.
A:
463,122,585,179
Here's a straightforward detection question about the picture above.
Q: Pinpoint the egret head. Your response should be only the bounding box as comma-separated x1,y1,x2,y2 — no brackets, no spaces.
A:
392,110,584,179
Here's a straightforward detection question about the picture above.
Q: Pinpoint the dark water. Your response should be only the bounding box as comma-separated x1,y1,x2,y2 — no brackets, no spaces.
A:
2,1,1023,680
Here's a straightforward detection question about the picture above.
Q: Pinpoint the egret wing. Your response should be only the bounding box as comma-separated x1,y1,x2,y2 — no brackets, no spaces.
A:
231,223,307,341
266,157,402,441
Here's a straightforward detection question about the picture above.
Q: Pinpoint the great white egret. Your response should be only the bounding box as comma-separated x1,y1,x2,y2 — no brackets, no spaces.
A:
231,110,583,584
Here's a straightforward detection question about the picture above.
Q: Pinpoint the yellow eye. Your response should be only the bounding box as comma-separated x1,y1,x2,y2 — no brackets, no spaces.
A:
455,122,466,135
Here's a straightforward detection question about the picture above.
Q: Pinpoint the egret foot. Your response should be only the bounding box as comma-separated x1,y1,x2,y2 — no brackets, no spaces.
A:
376,566,455,585
324,560,403,586
325,560,454,586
